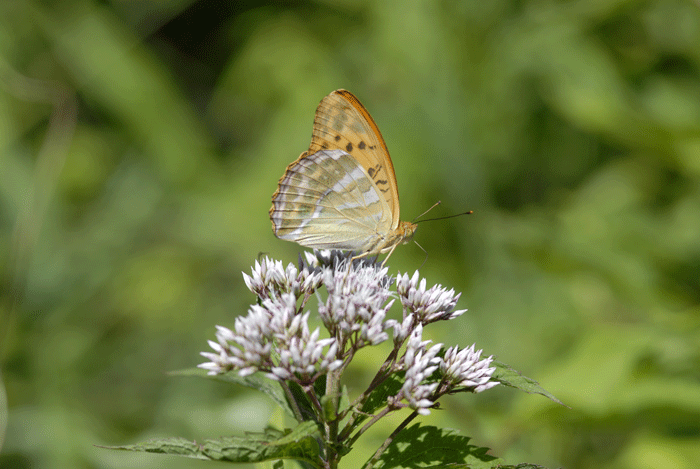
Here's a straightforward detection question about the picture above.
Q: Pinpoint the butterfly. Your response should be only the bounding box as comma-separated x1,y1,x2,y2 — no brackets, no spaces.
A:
269,89,417,263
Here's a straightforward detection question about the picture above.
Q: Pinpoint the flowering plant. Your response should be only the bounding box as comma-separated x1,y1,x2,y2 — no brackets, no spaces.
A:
110,251,561,468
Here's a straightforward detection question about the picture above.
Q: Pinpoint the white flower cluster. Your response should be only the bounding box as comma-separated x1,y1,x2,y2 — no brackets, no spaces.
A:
199,251,498,412
397,325,443,415
243,257,322,300
441,344,499,393
199,290,342,383
397,271,467,323
318,259,393,347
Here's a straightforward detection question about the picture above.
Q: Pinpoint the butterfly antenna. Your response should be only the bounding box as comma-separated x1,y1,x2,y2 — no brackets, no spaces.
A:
413,239,429,270
415,209,474,223
412,201,442,223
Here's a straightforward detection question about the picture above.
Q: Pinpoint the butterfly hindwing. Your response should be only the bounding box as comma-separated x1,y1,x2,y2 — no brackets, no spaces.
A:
270,149,392,251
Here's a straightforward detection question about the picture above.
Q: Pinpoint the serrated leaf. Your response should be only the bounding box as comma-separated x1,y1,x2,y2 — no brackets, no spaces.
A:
100,437,208,459
369,424,503,469
105,421,323,466
170,368,295,417
492,362,566,407
202,421,322,465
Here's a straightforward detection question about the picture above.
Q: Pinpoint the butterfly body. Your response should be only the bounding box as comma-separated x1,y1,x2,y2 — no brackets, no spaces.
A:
270,90,416,260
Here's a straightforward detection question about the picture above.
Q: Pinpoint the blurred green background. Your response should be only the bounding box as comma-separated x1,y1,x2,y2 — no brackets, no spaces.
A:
2,0,700,468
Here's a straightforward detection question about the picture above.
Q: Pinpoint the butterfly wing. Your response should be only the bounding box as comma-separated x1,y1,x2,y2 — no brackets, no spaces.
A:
270,149,393,251
270,90,412,256
309,90,401,229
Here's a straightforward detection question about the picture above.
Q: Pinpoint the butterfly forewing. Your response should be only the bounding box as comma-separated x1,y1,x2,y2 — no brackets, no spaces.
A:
309,90,401,228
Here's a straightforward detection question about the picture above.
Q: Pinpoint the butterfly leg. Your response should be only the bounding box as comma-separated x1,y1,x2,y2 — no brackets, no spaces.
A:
342,251,371,282
350,251,371,262
347,241,398,268
379,243,399,268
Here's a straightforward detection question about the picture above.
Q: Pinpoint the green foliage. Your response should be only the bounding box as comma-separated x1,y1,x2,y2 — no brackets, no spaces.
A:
368,424,502,469
109,421,322,465
492,362,565,407
118,351,552,467
2,0,700,468
107,421,508,468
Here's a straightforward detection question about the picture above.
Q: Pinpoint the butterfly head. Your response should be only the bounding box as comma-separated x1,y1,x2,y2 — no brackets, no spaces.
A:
398,221,418,245
378,221,417,254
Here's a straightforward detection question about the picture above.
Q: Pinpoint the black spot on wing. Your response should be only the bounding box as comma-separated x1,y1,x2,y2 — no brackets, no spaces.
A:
358,141,366,150
346,142,353,152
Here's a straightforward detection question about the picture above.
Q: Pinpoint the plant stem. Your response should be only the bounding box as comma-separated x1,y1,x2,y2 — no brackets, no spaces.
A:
324,366,341,469
346,406,392,447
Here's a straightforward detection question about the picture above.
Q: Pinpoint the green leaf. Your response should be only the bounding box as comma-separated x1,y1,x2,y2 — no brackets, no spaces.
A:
492,362,566,407
101,437,208,459
369,424,503,469
286,380,318,422
362,373,404,415
337,373,403,437
105,421,323,466
170,368,295,417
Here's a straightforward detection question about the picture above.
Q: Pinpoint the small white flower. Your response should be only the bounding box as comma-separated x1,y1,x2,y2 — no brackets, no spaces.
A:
271,327,343,383
243,256,321,300
242,257,284,298
318,260,394,348
397,271,466,323
264,293,298,338
387,313,415,344
396,325,443,414
441,344,498,393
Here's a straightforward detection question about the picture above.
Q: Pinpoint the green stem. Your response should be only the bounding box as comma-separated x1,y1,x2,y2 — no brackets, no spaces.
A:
323,366,341,469
338,345,401,430
346,406,392,447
